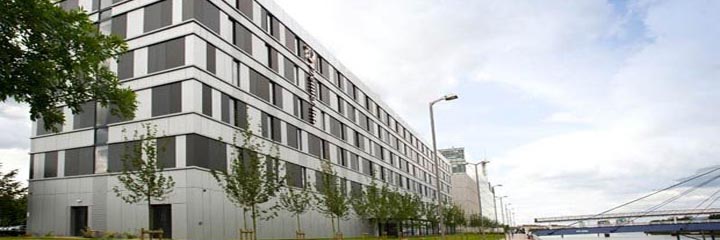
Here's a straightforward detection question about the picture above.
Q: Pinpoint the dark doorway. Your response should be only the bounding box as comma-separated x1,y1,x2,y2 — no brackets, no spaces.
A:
151,204,172,239
70,206,88,236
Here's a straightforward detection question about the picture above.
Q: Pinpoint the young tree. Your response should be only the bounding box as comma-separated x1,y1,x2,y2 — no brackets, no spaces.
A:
422,203,440,235
1,0,136,130
212,127,283,240
112,123,175,233
443,204,466,234
391,192,422,237
0,164,27,226
279,182,313,235
314,159,351,237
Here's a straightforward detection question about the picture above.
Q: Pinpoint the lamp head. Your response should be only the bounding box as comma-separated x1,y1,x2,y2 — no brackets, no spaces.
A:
444,94,459,101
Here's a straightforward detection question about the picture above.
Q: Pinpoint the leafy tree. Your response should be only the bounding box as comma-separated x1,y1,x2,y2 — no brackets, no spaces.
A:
422,203,440,235
0,163,27,226
1,0,136,131
443,204,465,234
212,127,283,240
390,191,422,237
112,123,175,232
279,182,313,235
314,159,352,237
352,181,394,236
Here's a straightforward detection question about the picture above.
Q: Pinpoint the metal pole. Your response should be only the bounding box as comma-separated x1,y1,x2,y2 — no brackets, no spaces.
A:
498,197,506,225
473,164,484,236
430,100,445,240
493,193,499,223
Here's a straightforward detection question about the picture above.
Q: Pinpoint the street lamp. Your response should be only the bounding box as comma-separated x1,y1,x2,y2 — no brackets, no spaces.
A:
466,160,489,235
430,93,458,240
506,203,512,228
491,185,503,222
496,196,508,225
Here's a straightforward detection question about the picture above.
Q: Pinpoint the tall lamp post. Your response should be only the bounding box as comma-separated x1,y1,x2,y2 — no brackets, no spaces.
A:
491,184,503,223
467,161,489,235
506,203,512,228
496,196,508,225
430,93,458,240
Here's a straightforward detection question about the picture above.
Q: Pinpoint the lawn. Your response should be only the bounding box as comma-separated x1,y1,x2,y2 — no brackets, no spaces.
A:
0,233,506,240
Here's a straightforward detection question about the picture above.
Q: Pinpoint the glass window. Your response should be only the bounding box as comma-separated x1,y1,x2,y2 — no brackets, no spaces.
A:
43,151,58,178
117,51,134,80
221,93,230,123
283,57,296,84
236,0,253,19
267,45,278,72
232,59,240,86
108,141,140,172
234,99,248,129
65,147,95,176
350,181,362,197
183,0,219,33
152,82,182,116
272,83,283,108
157,136,176,169
362,158,372,176
73,102,96,129
337,147,347,167
231,19,253,53
350,153,359,171
144,0,172,33
202,84,212,116
285,28,296,52
206,43,216,74
286,123,300,150
307,133,321,157
261,112,281,142
148,37,185,73
186,134,226,171
285,162,305,188
249,69,270,101
111,13,127,39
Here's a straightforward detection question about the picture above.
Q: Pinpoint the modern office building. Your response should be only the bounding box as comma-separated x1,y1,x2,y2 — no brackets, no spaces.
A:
27,0,453,239
440,148,497,222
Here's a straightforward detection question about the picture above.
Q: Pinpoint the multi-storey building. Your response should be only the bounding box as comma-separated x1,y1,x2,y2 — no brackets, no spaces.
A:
27,0,453,238
440,148,497,222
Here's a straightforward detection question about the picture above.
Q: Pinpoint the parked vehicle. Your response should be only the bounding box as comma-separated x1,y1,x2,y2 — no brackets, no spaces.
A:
0,225,26,236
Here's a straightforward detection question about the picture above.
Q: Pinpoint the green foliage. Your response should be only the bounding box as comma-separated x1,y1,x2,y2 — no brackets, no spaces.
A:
211,126,283,239
279,182,313,232
0,0,136,131
0,163,27,226
388,191,422,236
314,159,351,235
710,214,720,220
111,123,175,230
351,181,397,235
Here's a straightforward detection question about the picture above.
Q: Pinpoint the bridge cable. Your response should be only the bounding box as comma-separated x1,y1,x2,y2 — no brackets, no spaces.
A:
546,166,720,234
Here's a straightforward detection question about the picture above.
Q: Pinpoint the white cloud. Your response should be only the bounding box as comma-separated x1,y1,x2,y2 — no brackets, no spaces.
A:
275,0,720,224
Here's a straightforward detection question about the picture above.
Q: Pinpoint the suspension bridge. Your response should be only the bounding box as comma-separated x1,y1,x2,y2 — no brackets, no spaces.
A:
532,166,720,239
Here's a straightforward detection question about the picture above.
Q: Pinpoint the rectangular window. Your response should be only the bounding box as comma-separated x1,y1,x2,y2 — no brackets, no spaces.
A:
65,147,95,176
286,123,300,149
144,0,172,33
108,141,140,172
293,95,312,123
202,84,212,116
43,151,58,178
349,153,359,171
296,38,306,57
206,43,216,74
236,0,253,19
337,147,347,167
232,59,240,86
319,83,330,105
329,116,344,140
183,0,219,33
307,133,322,157
267,45,278,72
346,104,356,122
337,97,345,115
152,82,182,117
148,37,185,73
270,15,280,39
249,69,270,101
232,19,253,53
283,57,296,84
362,158,372,176
285,28,296,53
358,113,369,131
117,51,134,80
186,134,226,171
261,112,281,142
158,136,176,168
285,162,305,188
351,181,362,197
221,93,230,123
354,131,364,149
111,13,127,39
73,102,96,129
271,83,283,108
235,99,248,129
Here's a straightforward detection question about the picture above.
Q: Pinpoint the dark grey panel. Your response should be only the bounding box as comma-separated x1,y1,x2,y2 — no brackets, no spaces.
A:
236,0,253,19
148,37,185,73
158,136,176,169
285,162,304,188
285,28,296,53
108,141,140,172
319,83,330,105
271,117,281,142
268,46,278,72
186,134,225,171
286,123,299,149
234,100,248,129
117,51,133,80
307,133,321,157
111,13,127,39
362,158,371,176
152,82,182,117
144,0,172,33
202,84,212,116
221,93,230,123
337,147,346,167
73,102,96,129
183,0,219,32
351,181,362,197
233,21,253,53
272,84,283,108
44,151,58,178
206,44,216,74
315,170,325,192
65,147,95,176
329,116,343,139
261,112,269,138
249,69,270,101
271,17,280,39
260,7,268,32
350,153,359,171
283,57,295,83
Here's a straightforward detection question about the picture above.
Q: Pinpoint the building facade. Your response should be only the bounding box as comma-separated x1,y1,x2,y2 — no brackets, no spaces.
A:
440,148,497,222
27,0,453,238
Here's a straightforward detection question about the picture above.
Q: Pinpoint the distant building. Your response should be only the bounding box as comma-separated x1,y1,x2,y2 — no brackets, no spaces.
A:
440,147,498,222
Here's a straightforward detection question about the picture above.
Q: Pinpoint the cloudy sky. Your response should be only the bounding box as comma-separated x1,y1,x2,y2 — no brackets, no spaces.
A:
2,0,719,225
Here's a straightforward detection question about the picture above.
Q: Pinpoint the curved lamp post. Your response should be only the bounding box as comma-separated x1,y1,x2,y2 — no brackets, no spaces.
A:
430,93,458,240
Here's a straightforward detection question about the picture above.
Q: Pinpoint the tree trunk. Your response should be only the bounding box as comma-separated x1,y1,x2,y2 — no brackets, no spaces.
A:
296,214,301,233
331,216,336,236
251,205,258,240
147,198,153,231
